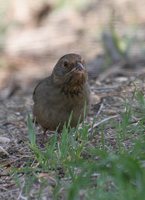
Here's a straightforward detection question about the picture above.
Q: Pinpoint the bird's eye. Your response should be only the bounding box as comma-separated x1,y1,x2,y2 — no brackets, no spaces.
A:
64,61,69,67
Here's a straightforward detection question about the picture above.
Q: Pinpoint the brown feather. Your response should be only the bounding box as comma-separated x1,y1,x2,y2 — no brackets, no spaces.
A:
33,53,90,132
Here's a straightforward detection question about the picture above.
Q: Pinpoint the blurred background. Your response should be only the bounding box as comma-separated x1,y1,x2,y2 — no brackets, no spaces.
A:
0,0,145,98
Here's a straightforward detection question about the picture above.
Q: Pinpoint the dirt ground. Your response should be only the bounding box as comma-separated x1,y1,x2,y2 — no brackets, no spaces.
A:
1,0,145,199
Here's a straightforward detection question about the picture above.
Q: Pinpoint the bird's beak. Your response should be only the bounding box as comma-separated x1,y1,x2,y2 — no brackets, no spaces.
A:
76,62,85,71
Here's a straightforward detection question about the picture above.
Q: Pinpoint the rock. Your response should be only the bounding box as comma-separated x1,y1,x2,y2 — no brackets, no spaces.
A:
0,136,10,144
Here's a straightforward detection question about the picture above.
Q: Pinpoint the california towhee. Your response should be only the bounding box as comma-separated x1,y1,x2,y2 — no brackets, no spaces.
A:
33,53,90,132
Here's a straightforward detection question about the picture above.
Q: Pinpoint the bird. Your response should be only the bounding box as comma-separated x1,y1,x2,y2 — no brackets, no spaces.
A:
33,53,90,133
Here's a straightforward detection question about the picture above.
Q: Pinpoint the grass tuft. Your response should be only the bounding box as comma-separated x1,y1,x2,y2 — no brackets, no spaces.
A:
11,91,145,199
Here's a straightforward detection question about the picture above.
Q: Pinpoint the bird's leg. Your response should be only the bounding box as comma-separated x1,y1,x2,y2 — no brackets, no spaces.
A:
42,128,48,142
43,129,47,136
42,129,57,143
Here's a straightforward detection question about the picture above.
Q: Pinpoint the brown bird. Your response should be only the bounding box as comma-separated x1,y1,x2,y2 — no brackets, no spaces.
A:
33,53,90,133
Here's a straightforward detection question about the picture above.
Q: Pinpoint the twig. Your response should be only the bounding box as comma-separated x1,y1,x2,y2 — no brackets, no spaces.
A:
0,146,9,156
88,115,119,137
95,99,104,118
17,180,27,200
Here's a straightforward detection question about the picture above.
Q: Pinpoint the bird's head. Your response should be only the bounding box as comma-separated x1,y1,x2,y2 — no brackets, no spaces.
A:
52,54,87,94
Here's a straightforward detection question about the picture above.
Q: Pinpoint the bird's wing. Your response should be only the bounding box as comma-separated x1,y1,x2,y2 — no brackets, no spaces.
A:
33,79,43,102
33,77,52,102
